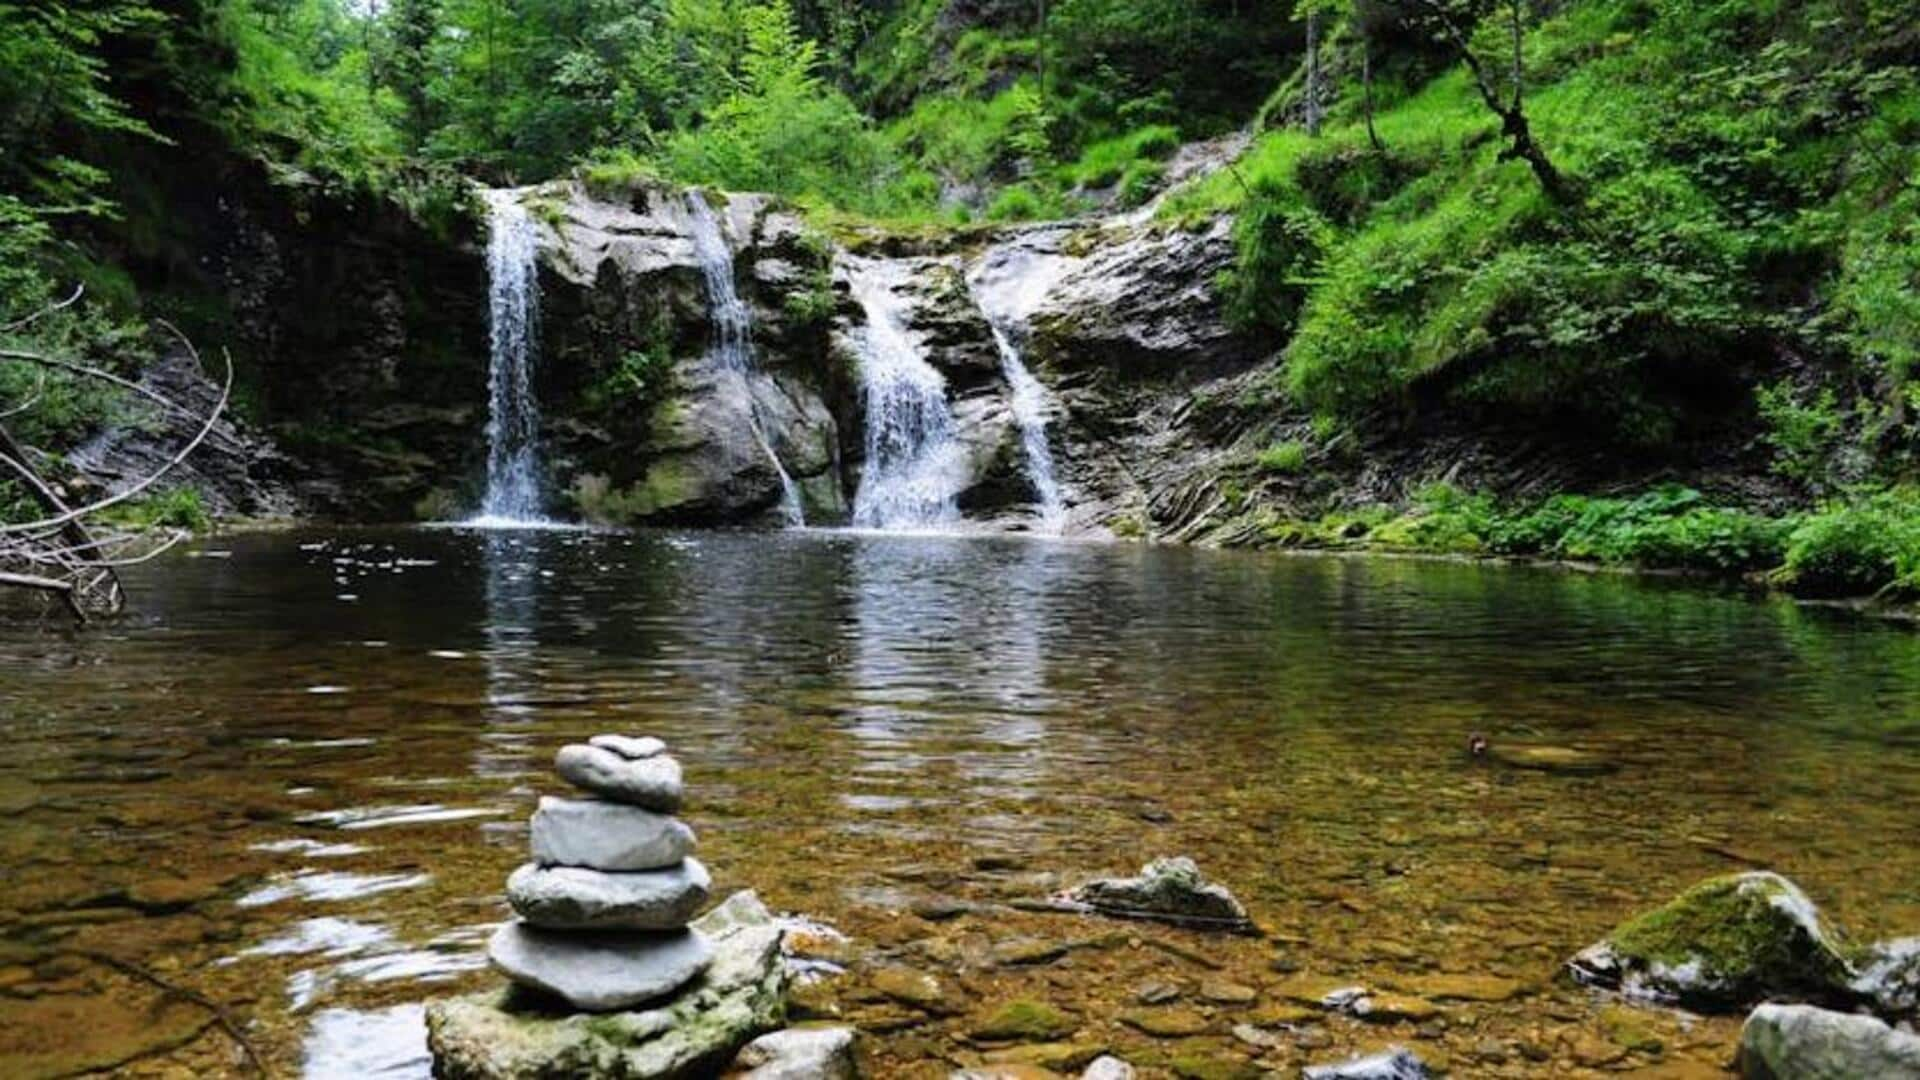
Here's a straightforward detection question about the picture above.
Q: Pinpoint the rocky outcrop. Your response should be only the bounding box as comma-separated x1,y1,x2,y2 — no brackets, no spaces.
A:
68,343,305,518
527,180,846,526
1567,872,1857,1011
1738,1003,1920,1078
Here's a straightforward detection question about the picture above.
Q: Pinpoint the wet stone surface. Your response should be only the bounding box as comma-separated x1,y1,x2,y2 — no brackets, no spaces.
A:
0,527,1918,1076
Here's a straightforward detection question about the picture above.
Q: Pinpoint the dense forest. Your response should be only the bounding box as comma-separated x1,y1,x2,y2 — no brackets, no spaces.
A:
2,0,1918,597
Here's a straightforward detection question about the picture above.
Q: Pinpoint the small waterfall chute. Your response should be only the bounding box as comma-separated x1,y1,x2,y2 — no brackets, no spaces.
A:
471,189,550,527
845,257,968,531
684,191,805,527
969,238,1071,531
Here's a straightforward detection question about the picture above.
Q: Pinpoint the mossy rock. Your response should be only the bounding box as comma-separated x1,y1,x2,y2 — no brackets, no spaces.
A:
968,1000,1078,1042
1567,872,1856,1011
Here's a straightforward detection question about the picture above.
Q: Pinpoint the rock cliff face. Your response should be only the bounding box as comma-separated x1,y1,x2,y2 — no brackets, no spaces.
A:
109,164,1265,534
478,179,1263,535
522,180,847,526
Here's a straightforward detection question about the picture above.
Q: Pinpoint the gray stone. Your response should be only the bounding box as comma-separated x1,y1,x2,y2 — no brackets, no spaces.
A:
1081,1056,1136,1080
1567,871,1856,1011
1852,937,1920,1017
590,734,666,760
530,796,695,871
508,859,711,930
732,1026,859,1079
1302,1046,1431,1080
486,922,713,1012
1063,857,1252,932
556,744,684,811
431,892,786,1079
1738,1002,1920,1078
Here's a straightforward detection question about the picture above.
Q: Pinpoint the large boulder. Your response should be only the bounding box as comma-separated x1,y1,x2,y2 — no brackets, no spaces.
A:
1567,872,1856,1010
1737,1002,1920,1078
428,891,787,1079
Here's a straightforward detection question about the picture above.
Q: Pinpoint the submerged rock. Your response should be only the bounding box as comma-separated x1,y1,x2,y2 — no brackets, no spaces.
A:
431,891,786,1078
508,859,712,930
1486,743,1618,776
1567,871,1855,1010
1301,1046,1431,1079
730,1025,859,1079
530,796,697,871
486,923,714,1012
1737,1002,1920,1078
1062,857,1252,932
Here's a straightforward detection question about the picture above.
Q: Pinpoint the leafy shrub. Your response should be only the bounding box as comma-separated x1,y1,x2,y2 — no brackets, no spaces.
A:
105,487,211,532
986,185,1046,222
1062,123,1180,189
1777,491,1920,598
1222,177,1329,335
1115,159,1165,207
1755,381,1842,484
1255,440,1308,474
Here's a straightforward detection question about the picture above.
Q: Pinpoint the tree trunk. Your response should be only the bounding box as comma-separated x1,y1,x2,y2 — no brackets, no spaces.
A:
1363,39,1382,152
1305,12,1322,137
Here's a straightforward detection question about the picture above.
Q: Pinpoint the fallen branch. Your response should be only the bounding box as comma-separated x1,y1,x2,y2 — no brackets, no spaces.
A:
58,948,269,1076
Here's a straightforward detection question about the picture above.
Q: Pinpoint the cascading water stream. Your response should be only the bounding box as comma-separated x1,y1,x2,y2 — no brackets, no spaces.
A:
969,240,1071,531
472,189,548,526
684,191,805,527
845,258,967,530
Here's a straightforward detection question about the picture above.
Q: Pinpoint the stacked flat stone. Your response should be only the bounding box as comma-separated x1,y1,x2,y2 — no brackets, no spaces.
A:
487,735,715,1011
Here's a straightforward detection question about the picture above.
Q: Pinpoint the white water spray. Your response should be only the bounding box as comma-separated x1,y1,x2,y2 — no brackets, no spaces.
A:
473,189,548,526
969,240,1070,530
684,191,805,526
845,258,968,530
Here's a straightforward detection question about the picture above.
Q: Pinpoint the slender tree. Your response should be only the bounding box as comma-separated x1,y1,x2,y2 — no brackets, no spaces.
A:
1404,0,1572,201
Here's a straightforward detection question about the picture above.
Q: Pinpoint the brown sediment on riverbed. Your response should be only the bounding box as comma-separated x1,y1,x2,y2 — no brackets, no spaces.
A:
2,527,1917,1075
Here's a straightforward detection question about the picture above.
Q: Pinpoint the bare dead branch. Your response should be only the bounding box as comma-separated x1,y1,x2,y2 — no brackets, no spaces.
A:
1,283,84,333
0,336,232,536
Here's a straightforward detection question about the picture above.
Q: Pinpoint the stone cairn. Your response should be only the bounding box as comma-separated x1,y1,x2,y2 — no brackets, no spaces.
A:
489,734,715,1011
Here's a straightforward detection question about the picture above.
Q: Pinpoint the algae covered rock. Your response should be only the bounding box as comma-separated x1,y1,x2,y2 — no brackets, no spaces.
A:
1737,1002,1920,1078
1567,872,1855,1010
1062,857,1252,932
427,891,787,1079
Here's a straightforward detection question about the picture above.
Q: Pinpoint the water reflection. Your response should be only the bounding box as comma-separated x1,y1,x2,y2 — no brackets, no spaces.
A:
0,528,1917,1077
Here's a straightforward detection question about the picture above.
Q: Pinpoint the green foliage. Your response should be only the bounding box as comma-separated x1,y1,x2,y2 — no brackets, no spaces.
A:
1755,380,1843,484
1275,484,1807,581
1255,439,1308,475
1777,490,1920,599
1061,123,1179,189
102,486,212,532
1223,176,1329,336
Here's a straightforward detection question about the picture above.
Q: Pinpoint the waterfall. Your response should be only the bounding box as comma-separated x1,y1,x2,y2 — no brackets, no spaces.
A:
684,191,804,527
969,240,1070,530
474,189,547,525
845,258,967,530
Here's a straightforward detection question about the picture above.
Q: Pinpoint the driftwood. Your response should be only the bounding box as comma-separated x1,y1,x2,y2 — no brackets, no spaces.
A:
0,290,230,620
